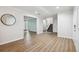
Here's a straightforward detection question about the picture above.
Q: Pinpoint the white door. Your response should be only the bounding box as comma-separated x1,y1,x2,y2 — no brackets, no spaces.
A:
73,7,79,51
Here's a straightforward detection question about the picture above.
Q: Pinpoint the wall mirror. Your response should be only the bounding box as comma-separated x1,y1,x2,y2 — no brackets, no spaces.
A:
1,14,16,26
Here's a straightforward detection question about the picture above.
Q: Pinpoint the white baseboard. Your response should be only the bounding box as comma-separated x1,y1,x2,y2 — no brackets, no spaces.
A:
37,32,43,34
57,35,72,39
0,37,23,45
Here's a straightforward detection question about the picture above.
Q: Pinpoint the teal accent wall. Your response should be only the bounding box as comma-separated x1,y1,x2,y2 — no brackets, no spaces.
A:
28,18,37,32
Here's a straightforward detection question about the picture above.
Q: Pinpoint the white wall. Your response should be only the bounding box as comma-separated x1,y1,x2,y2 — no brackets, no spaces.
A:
0,7,37,45
37,18,43,34
43,19,47,31
53,15,57,32
46,17,53,25
58,10,73,39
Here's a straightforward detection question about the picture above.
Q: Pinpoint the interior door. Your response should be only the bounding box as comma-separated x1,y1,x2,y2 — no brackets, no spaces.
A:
76,7,79,50
73,7,79,51
73,7,77,40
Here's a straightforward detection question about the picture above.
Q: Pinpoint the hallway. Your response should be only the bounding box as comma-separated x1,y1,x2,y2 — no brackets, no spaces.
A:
0,33,76,52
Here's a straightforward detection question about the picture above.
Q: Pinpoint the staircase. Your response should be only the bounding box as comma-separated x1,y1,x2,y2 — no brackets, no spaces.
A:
47,24,53,32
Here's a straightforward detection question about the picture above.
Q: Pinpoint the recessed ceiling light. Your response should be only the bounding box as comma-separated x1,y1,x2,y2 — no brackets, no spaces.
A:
56,6,60,9
35,11,40,15
35,11,38,14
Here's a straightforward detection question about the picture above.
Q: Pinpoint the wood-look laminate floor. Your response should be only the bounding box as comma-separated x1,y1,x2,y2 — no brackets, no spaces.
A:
0,32,76,52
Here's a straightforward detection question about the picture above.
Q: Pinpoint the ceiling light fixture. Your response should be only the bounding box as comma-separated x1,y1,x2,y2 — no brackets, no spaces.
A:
35,11,40,15
56,6,60,9
35,11,38,14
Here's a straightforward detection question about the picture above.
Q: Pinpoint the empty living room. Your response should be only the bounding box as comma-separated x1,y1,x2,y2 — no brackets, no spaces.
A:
0,6,79,52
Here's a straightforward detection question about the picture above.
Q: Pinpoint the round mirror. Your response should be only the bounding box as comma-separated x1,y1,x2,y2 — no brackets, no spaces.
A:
1,14,16,26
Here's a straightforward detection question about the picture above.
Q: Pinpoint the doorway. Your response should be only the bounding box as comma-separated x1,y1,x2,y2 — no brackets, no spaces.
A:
24,16,37,33
43,17,53,33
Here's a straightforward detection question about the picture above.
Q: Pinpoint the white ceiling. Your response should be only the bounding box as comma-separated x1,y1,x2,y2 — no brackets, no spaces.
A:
13,6,73,18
